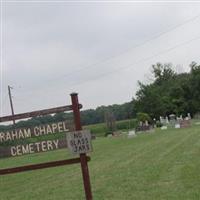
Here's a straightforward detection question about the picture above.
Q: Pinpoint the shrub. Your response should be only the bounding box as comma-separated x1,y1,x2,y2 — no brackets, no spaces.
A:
136,112,151,123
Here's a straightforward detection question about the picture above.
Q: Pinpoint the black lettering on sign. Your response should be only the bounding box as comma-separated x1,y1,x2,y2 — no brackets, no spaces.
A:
66,130,92,154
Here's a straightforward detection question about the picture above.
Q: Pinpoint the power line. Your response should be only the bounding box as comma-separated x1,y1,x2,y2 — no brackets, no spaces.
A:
66,35,200,87
24,34,197,101
48,13,200,82
10,13,200,98
13,34,200,101
7,14,200,101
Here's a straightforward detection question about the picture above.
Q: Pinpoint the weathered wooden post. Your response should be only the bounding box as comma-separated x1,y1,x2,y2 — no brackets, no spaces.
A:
70,93,93,200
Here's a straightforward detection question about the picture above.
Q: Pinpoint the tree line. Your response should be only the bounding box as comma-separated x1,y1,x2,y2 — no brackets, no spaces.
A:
0,102,134,131
0,61,199,131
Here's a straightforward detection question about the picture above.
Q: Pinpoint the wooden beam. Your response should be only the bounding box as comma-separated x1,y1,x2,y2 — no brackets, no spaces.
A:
0,104,82,123
0,157,90,175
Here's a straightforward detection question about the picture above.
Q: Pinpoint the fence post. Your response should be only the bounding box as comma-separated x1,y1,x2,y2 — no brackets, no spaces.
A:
70,93,93,200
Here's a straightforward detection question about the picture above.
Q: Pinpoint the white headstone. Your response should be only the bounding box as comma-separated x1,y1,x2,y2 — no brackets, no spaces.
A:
161,126,168,130
165,116,169,124
160,116,165,124
128,130,136,138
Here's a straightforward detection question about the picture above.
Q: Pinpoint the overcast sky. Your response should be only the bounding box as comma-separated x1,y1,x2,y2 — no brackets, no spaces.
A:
1,1,200,117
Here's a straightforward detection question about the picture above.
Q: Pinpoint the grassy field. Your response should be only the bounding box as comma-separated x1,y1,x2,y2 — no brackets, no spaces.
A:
85,118,137,137
1,124,200,200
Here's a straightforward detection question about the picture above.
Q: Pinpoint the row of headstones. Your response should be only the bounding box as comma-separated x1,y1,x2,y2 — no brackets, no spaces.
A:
135,113,191,129
128,120,152,138
160,113,191,130
128,113,192,138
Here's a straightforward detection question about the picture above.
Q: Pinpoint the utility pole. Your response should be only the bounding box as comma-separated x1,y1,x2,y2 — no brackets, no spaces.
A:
8,85,15,125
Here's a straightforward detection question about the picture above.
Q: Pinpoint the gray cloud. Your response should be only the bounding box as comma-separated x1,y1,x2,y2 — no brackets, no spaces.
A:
1,2,200,116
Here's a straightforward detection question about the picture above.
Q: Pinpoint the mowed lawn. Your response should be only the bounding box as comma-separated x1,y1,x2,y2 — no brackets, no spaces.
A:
1,126,200,200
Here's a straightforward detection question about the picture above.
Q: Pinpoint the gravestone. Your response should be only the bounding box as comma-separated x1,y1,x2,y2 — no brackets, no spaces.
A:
187,113,191,120
176,115,183,128
169,114,176,128
127,130,136,138
153,118,156,128
180,119,191,128
160,116,169,130
161,126,168,130
175,123,180,128
160,116,165,125
165,116,169,124
136,121,151,133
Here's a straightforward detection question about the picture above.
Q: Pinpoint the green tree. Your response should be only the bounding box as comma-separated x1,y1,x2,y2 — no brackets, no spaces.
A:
133,62,200,118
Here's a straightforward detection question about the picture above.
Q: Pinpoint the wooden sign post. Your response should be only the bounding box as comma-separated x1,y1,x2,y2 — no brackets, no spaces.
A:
0,93,93,200
71,93,93,200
